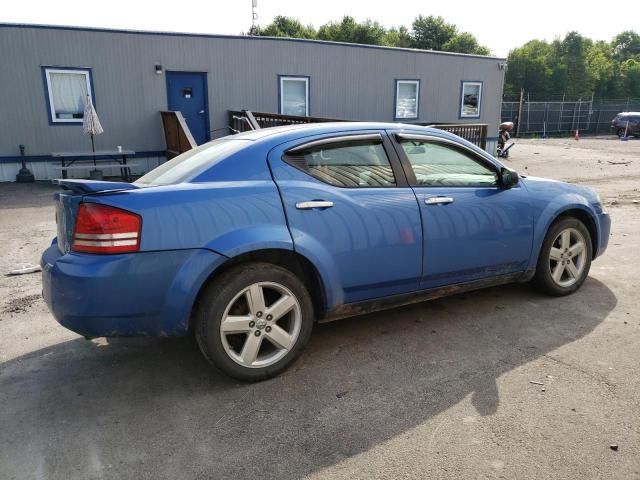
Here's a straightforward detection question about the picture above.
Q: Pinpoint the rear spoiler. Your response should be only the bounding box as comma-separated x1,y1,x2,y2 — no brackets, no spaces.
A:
52,179,139,195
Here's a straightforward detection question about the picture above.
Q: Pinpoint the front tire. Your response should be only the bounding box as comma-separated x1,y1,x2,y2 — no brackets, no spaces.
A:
533,217,592,296
195,263,314,381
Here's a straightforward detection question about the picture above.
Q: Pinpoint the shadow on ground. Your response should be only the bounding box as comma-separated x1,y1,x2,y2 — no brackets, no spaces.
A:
0,278,616,479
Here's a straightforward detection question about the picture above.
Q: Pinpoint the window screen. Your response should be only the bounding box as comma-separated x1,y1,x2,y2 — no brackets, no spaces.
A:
395,80,419,119
287,140,396,187
400,140,497,186
280,77,309,116
44,68,92,123
461,82,482,118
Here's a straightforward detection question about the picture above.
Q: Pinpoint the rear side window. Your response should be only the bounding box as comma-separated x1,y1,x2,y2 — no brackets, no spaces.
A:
285,140,396,187
400,140,497,187
136,138,249,185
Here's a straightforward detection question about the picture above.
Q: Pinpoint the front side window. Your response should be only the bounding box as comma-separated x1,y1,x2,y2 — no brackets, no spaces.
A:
400,140,497,187
395,80,420,119
460,81,482,118
43,67,93,123
287,139,396,187
280,76,309,116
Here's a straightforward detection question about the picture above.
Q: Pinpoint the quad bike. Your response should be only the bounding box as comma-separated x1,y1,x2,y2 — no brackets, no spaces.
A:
497,121,515,158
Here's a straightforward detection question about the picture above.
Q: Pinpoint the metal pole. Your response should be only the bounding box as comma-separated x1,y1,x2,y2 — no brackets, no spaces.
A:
559,93,564,132
526,92,530,133
91,134,96,166
576,97,582,132
516,88,524,137
544,102,549,138
588,92,594,134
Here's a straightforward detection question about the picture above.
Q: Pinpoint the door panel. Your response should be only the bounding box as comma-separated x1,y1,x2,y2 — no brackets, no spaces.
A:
415,186,533,288
391,132,533,289
268,134,422,304
166,71,209,145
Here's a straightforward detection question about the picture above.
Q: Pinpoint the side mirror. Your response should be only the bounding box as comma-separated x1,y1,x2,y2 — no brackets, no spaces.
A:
499,167,519,188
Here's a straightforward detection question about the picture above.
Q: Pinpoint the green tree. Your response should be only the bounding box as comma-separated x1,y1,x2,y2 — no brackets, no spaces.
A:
411,15,457,50
586,41,617,97
256,14,492,56
383,26,413,48
504,40,553,97
558,32,594,97
620,59,640,97
611,31,640,61
505,30,640,99
256,16,316,39
317,16,387,45
443,32,490,55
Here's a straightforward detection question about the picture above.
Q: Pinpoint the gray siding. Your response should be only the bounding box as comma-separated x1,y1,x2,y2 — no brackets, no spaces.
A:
0,25,504,163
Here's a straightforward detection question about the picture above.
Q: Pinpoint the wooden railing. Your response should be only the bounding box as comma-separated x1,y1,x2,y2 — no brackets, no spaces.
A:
160,111,197,159
427,123,488,150
228,110,488,150
228,110,342,133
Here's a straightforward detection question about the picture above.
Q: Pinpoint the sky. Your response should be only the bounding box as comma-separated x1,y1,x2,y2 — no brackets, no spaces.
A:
3,0,637,57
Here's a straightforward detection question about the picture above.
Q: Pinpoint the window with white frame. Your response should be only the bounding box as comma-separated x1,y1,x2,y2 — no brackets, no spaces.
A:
460,81,482,118
280,76,309,116
395,80,420,119
43,67,93,123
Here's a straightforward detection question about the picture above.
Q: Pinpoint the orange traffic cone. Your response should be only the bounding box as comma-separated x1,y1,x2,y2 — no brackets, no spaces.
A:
575,129,580,140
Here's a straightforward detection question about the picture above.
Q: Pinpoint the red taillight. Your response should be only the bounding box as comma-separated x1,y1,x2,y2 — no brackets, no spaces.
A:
72,203,141,254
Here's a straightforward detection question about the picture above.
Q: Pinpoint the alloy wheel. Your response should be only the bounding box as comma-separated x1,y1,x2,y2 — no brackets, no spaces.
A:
548,227,587,288
219,282,302,368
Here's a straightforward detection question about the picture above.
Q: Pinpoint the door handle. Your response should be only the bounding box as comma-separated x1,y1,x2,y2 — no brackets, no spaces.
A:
425,196,454,205
295,201,334,210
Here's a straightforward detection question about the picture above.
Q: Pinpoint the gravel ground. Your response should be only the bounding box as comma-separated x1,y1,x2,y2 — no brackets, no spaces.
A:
0,136,639,480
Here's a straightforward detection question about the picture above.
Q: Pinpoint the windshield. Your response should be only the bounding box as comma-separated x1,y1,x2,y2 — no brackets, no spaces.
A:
136,138,250,185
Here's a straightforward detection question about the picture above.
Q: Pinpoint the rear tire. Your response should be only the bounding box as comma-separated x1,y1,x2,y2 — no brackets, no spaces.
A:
533,217,592,296
195,262,314,381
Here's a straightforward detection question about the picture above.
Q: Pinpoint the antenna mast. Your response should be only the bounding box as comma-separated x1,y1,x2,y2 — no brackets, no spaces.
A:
250,0,258,35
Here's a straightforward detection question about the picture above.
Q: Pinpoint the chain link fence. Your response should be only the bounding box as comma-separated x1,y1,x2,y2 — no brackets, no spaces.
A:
501,96,640,136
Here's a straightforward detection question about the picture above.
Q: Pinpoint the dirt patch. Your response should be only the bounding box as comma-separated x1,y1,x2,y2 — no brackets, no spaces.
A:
2,293,41,316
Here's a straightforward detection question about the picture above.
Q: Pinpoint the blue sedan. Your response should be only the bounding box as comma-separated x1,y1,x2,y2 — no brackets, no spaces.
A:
41,123,610,380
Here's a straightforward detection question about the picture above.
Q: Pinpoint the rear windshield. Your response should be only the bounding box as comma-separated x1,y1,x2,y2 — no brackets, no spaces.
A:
136,138,249,185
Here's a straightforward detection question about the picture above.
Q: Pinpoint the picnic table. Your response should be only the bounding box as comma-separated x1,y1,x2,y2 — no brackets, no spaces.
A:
51,150,137,181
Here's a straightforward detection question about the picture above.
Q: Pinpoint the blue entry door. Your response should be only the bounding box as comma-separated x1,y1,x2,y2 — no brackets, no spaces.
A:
166,72,209,145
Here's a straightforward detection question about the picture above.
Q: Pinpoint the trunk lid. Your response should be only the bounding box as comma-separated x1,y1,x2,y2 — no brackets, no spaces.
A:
53,179,139,195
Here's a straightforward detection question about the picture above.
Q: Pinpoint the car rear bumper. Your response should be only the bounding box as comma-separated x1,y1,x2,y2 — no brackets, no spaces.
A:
41,242,226,337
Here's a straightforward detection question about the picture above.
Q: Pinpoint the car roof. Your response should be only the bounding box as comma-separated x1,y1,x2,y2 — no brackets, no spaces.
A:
618,112,640,116
178,121,502,184
218,121,499,167
231,121,424,140
229,122,476,150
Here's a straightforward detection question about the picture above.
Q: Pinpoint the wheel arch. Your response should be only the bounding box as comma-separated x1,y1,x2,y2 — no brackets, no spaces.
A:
541,206,599,260
189,248,329,332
